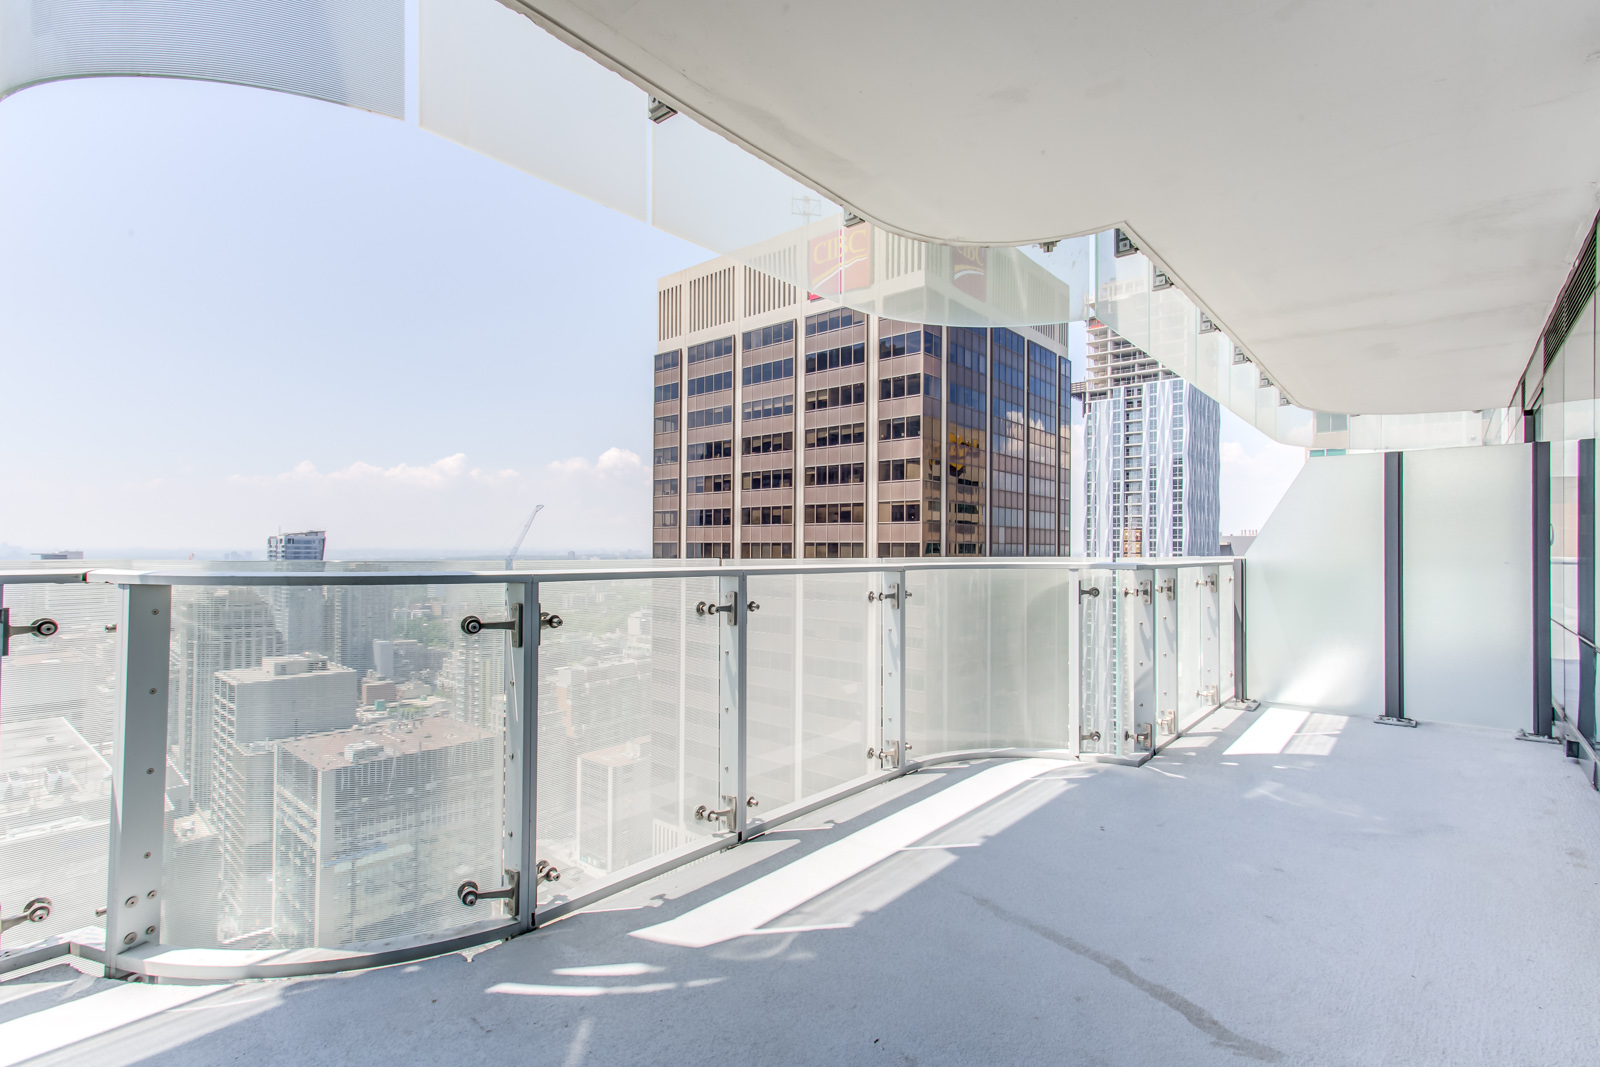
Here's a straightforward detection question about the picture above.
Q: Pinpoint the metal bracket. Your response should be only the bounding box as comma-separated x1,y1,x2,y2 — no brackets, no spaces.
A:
1224,698,1260,712
1157,579,1176,601
458,870,523,916
697,599,739,625
868,582,904,609
1122,581,1152,602
1374,715,1419,728
695,797,738,827
1,608,58,657
1078,583,1101,601
0,897,51,933
461,604,524,648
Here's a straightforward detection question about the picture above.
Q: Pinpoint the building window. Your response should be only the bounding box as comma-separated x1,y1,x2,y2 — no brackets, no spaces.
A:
653,446,678,465
654,382,679,402
742,320,795,351
685,542,731,559
742,356,794,386
741,505,794,526
805,423,865,448
877,502,922,523
686,441,732,461
805,463,866,486
878,416,921,441
804,503,866,524
877,458,922,482
687,337,734,364
803,541,866,559
687,405,733,428
805,343,866,372
742,468,794,490
652,542,679,559
654,510,678,528
687,370,734,396
806,383,865,410
878,330,941,361
654,350,681,372
688,474,732,493
742,431,794,455
654,414,679,435
805,308,862,336
653,478,679,496
740,542,794,559
685,509,731,527
879,372,937,400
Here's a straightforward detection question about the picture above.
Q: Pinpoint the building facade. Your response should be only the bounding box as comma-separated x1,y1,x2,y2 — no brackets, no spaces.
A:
652,256,1073,559
267,531,327,561
1076,320,1221,558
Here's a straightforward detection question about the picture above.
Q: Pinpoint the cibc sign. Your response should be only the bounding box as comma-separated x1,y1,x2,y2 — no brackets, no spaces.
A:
808,223,872,300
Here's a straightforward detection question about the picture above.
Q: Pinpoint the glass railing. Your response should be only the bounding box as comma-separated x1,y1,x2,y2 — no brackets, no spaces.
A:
0,556,1239,979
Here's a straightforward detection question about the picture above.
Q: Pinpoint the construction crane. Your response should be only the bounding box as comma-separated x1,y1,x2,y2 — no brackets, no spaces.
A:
504,505,545,570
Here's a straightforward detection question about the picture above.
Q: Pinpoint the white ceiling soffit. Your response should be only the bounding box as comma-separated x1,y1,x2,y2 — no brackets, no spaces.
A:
501,0,1600,415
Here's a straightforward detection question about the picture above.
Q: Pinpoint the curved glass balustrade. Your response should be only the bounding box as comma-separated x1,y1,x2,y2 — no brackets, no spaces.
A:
0,557,1237,979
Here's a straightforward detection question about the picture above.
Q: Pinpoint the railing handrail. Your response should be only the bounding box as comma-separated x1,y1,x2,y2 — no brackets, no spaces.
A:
1551,616,1599,654
0,557,1240,587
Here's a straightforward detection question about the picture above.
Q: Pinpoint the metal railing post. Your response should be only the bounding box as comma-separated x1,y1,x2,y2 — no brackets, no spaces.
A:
878,570,908,770
508,580,537,931
1067,566,1083,758
1154,566,1178,742
1127,568,1157,759
104,583,171,976
717,572,749,839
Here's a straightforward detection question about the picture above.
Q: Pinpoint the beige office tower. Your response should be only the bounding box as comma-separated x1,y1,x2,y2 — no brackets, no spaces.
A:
653,256,1073,559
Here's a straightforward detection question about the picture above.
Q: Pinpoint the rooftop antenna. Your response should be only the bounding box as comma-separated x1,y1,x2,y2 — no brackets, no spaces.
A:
504,505,545,570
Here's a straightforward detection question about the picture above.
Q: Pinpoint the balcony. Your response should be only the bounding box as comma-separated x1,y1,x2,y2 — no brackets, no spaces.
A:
3,0,1600,1061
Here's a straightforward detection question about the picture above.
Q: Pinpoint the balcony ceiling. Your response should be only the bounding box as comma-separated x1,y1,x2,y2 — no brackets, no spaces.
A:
505,0,1600,415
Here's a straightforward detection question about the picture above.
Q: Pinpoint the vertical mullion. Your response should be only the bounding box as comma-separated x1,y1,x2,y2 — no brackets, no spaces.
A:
511,581,536,931
719,574,748,838
104,583,171,975
879,569,907,769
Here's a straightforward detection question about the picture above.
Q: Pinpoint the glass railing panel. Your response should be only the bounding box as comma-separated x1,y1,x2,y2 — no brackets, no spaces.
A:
908,567,1073,755
1019,568,1075,750
534,577,720,906
1076,567,1117,755
1173,567,1208,734
0,582,120,953
1218,564,1237,704
159,582,512,950
747,572,877,818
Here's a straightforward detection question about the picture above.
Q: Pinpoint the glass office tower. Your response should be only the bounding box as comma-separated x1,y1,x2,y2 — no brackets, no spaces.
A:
652,257,1072,560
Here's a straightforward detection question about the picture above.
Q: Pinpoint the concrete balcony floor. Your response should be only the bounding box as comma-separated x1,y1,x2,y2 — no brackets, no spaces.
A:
3,705,1598,1066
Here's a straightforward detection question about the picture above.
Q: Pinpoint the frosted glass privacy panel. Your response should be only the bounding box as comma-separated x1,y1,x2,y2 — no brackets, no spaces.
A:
908,568,1073,754
1245,453,1385,715
534,577,720,906
1403,445,1534,729
0,583,119,952
746,573,876,817
1076,567,1117,756
160,583,510,950
1,0,405,116
418,0,647,220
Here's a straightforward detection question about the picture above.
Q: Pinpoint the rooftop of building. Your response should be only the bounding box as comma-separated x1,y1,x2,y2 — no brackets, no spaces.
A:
3,706,1595,1064
277,715,497,772
0,717,109,824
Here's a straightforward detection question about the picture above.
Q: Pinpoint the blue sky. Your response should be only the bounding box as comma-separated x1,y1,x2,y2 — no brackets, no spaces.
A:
0,77,1299,558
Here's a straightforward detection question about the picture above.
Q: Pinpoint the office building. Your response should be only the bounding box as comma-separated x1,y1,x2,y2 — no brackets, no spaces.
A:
1075,319,1220,558
168,587,285,811
272,715,501,948
267,531,327,561
330,585,394,676
209,654,358,944
653,256,1072,559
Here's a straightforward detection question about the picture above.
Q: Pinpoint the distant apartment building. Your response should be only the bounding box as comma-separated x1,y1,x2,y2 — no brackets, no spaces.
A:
272,715,500,947
267,531,327,561
652,254,1073,559
211,653,358,943
1074,320,1220,558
